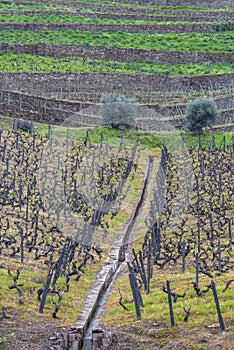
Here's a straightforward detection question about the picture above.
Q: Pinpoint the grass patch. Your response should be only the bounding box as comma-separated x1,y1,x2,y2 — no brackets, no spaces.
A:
102,267,234,327
0,53,233,75
1,118,232,150
0,30,233,52
0,13,220,25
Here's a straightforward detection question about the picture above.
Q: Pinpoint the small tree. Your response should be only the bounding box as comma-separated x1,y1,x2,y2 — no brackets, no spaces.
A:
185,97,219,134
100,93,137,129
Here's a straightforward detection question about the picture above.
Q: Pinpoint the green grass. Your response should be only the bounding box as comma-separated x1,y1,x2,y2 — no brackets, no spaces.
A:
0,30,233,52
102,266,234,329
0,119,233,347
0,1,232,347
0,53,233,75
0,336,12,345
30,124,234,150
181,131,234,149
1,116,231,151
0,256,102,325
34,123,163,149
0,13,219,25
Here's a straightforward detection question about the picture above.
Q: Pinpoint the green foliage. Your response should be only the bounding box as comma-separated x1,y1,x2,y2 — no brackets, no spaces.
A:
100,93,137,129
215,21,234,32
0,13,217,25
185,97,219,133
0,53,233,75
0,2,75,11
0,29,233,52
1,117,232,150
0,337,9,344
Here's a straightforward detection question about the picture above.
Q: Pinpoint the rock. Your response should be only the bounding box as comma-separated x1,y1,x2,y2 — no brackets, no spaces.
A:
152,322,160,327
49,337,57,340
207,323,220,328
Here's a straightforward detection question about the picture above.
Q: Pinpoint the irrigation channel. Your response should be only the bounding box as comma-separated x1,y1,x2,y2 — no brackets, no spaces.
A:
56,155,154,350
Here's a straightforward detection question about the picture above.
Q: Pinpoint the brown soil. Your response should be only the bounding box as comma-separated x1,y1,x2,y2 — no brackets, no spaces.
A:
1,302,233,350
106,321,234,350
0,308,63,350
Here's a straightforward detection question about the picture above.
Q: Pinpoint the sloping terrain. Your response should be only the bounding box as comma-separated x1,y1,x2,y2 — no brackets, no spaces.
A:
0,0,233,131
0,1,233,350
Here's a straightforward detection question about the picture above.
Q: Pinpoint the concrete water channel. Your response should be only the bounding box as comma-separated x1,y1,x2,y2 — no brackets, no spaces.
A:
57,156,154,350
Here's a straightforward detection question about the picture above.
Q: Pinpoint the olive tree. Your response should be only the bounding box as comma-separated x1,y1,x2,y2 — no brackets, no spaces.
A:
100,93,137,129
185,97,219,134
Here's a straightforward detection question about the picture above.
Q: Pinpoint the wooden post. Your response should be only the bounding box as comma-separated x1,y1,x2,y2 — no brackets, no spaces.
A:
211,281,225,332
195,253,199,289
166,280,175,326
39,255,53,313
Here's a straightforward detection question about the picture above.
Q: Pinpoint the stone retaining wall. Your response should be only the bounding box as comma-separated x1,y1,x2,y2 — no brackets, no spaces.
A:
0,21,216,33
146,95,234,117
0,89,232,131
0,72,233,130
114,0,233,8
0,89,92,124
0,9,233,22
1,43,233,64
4,0,232,10
137,110,234,131
0,72,233,96
2,87,233,115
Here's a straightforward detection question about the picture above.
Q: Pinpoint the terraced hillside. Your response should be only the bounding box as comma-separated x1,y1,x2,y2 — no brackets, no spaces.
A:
0,1,233,350
0,0,233,132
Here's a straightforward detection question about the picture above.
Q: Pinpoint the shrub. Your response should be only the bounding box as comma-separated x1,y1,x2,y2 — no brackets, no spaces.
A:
215,21,234,32
13,118,35,134
185,97,219,134
100,93,137,129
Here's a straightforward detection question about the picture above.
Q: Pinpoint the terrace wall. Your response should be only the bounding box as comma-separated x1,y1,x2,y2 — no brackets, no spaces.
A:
0,89,92,124
0,22,216,33
144,95,234,117
1,43,233,64
0,72,233,96
115,0,233,8
1,88,233,118
0,89,233,131
11,1,232,12
0,10,233,22
137,109,234,131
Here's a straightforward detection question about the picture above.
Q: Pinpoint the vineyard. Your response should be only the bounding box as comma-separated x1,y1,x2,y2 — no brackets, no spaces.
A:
0,125,151,348
102,137,234,349
0,0,233,132
0,0,233,350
